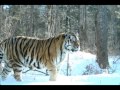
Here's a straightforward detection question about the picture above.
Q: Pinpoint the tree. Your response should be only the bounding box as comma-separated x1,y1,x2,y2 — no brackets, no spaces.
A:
0,5,3,42
47,5,57,38
79,5,88,51
95,5,109,70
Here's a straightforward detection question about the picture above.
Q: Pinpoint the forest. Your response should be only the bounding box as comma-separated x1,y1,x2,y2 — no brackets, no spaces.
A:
0,5,120,71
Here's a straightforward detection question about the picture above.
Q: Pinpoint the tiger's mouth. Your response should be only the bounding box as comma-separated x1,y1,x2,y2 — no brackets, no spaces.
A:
71,49,78,52
65,45,79,52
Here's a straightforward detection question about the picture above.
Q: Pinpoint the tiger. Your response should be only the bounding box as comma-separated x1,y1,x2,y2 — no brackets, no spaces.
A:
0,32,80,81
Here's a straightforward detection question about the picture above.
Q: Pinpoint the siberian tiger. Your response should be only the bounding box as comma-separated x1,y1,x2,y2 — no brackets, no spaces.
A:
0,32,80,81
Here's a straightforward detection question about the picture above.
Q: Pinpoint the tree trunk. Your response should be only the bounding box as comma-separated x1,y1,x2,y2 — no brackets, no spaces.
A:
79,5,88,51
95,5,109,69
47,5,57,38
25,5,34,36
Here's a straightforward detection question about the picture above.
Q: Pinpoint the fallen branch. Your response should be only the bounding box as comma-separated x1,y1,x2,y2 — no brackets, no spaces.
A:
113,57,120,64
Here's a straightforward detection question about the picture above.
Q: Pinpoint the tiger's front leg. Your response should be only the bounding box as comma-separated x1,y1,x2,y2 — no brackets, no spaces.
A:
47,66,57,81
13,71,22,81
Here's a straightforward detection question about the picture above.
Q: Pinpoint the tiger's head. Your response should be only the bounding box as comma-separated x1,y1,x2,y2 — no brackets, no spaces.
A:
63,32,80,53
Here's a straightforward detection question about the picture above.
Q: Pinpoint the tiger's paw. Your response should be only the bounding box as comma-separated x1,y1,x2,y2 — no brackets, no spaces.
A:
49,78,56,81
14,75,22,82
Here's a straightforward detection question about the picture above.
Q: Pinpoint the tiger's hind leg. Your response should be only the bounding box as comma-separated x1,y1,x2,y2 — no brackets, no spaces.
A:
1,62,12,81
12,63,23,81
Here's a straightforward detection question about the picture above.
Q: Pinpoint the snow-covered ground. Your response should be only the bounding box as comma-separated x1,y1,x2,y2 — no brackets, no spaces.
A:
1,51,120,85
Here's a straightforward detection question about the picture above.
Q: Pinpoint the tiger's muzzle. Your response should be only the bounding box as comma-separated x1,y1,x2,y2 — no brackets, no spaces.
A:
72,45,80,52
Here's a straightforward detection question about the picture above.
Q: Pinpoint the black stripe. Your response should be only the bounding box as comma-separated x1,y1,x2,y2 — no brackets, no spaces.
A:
36,41,41,63
12,63,22,68
15,38,24,65
7,39,10,59
23,39,31,57
6,40,8,56
12,59,22,67
33,62,36,68
29,41,36,62
0,53,3,55
22,39,29,58
36,54,39,63
62,34,66,39
31,47,35,62
4,40,7,51
27,40,36,64
5,63,12,68
47,38,53,59
3,69,9,74
11,37,14,54
37,60,40,69
40,56,43,65
13,69,22,72
19,39,24,58
29,58,33,66
22,38,27,46
23,39,30,51
29,39,35,51
15,38,20,57
26,56,29,63
3,68,11,72
35,40,39,54
60,42,63,63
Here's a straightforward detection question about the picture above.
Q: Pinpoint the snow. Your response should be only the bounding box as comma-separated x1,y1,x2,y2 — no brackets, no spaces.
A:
1,51,120,85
